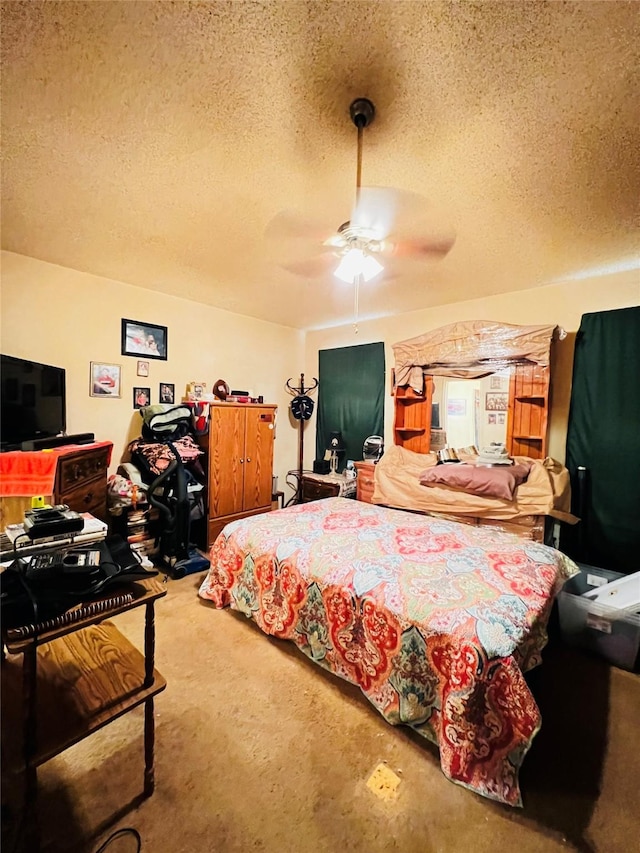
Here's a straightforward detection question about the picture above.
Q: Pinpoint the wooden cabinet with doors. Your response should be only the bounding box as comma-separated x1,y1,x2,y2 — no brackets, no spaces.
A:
201,402,277,546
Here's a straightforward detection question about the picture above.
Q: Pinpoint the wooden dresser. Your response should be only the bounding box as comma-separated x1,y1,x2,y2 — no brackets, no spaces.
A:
0,442,113,528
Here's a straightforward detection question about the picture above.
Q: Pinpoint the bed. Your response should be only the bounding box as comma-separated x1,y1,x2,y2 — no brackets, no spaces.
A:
372,444,578,538
199,496,579,806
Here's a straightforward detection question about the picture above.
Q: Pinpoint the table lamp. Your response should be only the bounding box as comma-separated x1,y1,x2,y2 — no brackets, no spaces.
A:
326,431,346,474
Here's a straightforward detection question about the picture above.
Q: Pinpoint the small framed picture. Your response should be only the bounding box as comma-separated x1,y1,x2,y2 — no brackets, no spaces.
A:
447,398,467,417
488,413,497,424
498,412,506,425
137,360,150,378
489,375,503,390
187,381,206,401
133,386,151,409
160,383,175,404
90,362,121,398
121,318,168,360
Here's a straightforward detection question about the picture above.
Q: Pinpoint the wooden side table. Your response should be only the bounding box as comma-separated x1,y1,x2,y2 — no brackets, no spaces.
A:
1,576,167,850
300,473,356,503
354,461,376,503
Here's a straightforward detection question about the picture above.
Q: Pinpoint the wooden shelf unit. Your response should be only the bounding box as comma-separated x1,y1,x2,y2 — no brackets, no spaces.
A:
506,364,550,459
393,378,433,453
1,578,167,848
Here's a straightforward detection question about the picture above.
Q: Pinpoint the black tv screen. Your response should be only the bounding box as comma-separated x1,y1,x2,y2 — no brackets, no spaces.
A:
1,354,66,450
431,402,441,429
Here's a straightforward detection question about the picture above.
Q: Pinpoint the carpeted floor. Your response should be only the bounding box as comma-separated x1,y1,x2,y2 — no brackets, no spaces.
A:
4,572,639,853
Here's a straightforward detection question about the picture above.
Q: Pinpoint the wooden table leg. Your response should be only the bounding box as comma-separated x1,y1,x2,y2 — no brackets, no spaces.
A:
22,642,40,851
143,599,156,797
143,696,155,797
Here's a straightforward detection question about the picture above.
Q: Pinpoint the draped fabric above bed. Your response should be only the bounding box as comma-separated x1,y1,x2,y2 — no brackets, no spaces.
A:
392,320,558,392
199,498,578,806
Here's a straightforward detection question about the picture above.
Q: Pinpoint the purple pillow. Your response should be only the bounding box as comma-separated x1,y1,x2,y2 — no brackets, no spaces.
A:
419,462,533,501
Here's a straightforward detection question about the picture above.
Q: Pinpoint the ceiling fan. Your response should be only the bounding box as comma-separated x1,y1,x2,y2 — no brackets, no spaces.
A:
266,98,456,330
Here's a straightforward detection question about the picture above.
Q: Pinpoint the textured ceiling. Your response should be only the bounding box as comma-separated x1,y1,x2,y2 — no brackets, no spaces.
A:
2,1,638,330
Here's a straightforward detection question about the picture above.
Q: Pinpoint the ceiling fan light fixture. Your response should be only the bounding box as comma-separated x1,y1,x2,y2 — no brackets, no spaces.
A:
334,248,383,284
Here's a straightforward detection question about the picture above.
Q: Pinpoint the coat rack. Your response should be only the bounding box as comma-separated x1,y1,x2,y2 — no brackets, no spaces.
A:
285,373,318,505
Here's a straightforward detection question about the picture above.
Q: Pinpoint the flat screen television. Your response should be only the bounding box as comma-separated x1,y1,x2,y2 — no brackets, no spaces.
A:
1,354,66,450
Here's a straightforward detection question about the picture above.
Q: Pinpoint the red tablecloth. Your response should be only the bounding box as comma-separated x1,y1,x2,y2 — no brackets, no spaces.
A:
0,442,113,497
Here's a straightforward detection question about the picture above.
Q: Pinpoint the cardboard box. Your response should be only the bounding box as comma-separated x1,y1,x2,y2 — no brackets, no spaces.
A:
558,564,640,671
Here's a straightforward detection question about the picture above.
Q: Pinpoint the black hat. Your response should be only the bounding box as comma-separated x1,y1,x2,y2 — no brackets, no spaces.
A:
291,394,314,421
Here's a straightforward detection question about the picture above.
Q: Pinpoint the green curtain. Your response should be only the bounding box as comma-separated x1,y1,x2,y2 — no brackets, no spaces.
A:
562,306,640,574
316,343,385,471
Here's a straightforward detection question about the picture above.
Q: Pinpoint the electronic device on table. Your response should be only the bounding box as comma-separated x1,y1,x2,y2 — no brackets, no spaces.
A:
0,534,159,631
23,505,84,539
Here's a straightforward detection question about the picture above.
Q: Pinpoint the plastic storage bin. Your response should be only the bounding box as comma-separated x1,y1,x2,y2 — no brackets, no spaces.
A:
557,563,640,671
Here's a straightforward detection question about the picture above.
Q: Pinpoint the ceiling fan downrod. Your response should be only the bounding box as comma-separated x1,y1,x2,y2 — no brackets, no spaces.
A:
349,98,375,202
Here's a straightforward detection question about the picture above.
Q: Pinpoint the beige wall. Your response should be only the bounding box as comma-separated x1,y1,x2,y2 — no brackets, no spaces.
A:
0,251,303,497
304,270,640,466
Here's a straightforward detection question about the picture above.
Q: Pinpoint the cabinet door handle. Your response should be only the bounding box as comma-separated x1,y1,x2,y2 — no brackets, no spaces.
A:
239,458,244,463
246,457,251,463
83,492,93,504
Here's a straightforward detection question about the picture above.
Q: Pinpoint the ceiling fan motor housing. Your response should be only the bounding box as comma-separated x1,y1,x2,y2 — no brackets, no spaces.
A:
350,98,375,128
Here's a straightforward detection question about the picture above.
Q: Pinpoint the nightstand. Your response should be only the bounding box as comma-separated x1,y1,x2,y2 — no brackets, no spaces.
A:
300,472,356,503
354,461,376,503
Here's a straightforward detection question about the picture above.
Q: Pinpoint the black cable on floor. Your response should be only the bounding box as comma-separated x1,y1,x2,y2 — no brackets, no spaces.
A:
94,827,141,852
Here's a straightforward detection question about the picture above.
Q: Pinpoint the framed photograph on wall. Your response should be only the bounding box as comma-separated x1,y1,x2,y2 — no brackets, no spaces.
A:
137,360,150,377
90,362,121,398
489,375,503,390
486,392,508,411
133,386,151,409
447,398,467,417
121,318,168,360
160,383,175,404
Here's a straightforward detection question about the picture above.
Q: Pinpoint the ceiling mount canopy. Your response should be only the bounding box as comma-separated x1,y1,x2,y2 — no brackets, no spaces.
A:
265,97,457,331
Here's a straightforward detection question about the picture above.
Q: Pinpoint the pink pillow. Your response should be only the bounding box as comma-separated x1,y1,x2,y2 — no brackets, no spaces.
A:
419,462,533,501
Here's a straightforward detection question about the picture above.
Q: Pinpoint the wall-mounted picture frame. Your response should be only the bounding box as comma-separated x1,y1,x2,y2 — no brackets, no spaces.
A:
90,362,121,398
137,360,150,377
489,374,504,390
486,392,509,411
121,318,168,360
160,383,175,404
133,386,151,409
447,398,467,417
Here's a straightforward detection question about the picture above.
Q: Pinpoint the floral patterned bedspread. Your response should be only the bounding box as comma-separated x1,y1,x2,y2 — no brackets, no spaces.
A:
198,497,578,806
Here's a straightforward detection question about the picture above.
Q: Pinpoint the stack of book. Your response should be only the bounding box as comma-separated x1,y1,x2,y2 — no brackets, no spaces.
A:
124,503,160,561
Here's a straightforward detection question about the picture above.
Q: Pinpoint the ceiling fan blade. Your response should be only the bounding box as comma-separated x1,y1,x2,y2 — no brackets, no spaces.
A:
265,209,334,244
265,208,344,274
279,252,340,279
381,232,456,260
350,187,400,240
352,186,456,260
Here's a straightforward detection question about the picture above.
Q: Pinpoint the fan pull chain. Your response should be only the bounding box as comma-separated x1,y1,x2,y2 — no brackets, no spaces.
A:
353,273,360,335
